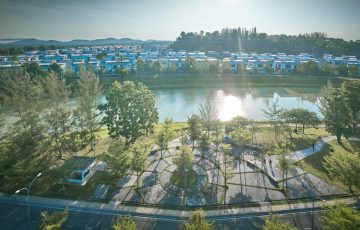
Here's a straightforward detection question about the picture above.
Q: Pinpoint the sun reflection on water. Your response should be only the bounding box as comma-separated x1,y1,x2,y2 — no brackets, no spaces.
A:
214,90,245,121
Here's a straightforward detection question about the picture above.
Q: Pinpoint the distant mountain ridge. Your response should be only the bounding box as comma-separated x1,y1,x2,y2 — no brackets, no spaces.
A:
0,37,166,47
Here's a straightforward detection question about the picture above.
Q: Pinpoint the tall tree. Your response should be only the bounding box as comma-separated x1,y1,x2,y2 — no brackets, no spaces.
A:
230,128,252,146
101,139,132,177
187,114,202,148
99,81,158,143
263,98,284,142
43,73,72,159
263,215,296,230
40,209,68,230
199,134,210,156
323,151,360,192
49,63,62,76
112,217,137,230
278,155,292,190
321,202,360,230
184,209,214,230
156,117,173,159
73,67,101,151
342,80,360,134
198,100,218,135
130,142,147,188
173,146,194,174
2,69,45,155
319,86,353,142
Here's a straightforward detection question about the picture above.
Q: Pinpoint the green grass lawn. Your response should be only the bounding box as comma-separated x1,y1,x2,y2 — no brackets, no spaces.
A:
296,139,360,193
255,127,330,154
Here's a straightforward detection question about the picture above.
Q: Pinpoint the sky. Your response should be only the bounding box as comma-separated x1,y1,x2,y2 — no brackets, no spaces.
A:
0,0,359,41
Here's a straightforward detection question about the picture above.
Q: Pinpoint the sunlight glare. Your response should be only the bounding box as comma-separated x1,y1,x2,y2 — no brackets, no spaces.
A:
215,90,245,121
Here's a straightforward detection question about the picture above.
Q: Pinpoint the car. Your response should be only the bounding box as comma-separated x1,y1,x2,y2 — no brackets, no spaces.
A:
224,135,231,144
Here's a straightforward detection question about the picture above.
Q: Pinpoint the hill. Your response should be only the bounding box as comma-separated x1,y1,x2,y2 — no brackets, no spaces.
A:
170,27,360,57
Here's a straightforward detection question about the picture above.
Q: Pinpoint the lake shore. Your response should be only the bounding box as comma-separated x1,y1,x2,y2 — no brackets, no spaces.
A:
99,74,351,90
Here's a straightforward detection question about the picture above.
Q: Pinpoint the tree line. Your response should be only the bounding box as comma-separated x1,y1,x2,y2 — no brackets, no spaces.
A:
170,27,360,57
0,65,159,190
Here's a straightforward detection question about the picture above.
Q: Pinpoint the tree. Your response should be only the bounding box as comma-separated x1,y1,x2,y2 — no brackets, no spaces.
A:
323,151,360,192
222,62,232,74
184,57,197,73
136,58,145,74
199,134,210,156
225,116,249,134
184,209,214,230
319,86,353,142
321,202,360,230
101,139,132,177
187,114,202,148
278,154,292,190
220,143,232,190
96,53,106,60
43,73,73,159
282,108,320,133
248,121,260,144
130,142,147,188
2,69,45,156
112,217,137,230
263,215,296,230
49,63,62,76
99,81,159,143
230,128,252,146
40,209,68,230
73,67,101,152
173,146,194,174
263,98,284,142
156,117,173,158
342,80,360,134
198,100,218,135
22,62,44,77
296,61,319,75
115,67,128,76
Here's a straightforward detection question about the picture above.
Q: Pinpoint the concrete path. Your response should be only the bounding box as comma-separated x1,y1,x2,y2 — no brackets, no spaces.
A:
249,136,360,182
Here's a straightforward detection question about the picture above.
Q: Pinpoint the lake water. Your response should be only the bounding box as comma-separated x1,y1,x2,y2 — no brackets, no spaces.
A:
2,86,322,127
151,87,322,121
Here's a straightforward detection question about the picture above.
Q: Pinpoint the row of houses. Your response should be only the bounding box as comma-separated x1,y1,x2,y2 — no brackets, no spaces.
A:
0,45,359,74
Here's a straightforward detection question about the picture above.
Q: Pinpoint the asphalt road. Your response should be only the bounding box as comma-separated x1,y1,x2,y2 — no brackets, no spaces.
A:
0,201,325,230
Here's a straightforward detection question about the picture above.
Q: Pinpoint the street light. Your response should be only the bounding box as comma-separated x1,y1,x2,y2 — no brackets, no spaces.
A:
15,172,42,230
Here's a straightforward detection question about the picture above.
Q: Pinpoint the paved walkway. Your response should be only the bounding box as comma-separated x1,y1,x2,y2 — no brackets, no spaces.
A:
248,136,360,182
0,193,357,219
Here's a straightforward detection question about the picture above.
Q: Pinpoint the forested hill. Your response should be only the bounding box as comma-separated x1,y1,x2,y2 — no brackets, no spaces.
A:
170,27,360,57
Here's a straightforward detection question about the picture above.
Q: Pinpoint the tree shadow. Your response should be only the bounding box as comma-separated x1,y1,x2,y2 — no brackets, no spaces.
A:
228,191,253,204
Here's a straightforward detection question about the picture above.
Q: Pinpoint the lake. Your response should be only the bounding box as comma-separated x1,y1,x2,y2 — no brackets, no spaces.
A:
149,86,321,121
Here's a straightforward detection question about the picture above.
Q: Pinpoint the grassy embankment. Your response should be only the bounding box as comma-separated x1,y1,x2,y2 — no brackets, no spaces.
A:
296,140,360,194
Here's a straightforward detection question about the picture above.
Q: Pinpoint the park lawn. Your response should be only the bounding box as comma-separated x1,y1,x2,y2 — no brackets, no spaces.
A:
255,127,330,154
75,122,187,157
296,140,360,193
39,171,117,201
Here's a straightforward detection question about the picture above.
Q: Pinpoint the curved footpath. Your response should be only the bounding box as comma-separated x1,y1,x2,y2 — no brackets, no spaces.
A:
0,136,359,219
248,136,360,183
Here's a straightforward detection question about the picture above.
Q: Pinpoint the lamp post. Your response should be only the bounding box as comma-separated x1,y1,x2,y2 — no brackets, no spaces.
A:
15,172,42,230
